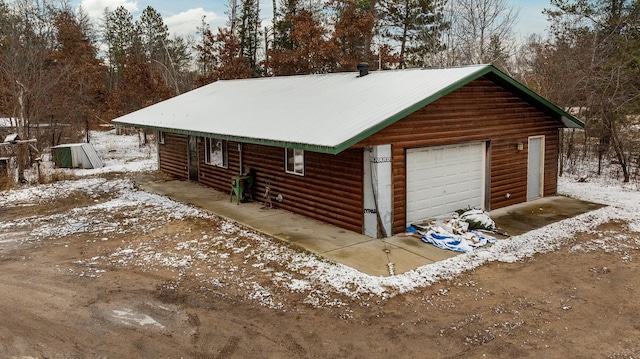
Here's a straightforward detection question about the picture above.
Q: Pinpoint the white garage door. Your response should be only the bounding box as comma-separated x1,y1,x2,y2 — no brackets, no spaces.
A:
406,142,486,224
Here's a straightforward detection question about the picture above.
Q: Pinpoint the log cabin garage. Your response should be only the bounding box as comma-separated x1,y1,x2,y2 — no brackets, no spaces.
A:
113,64,584,239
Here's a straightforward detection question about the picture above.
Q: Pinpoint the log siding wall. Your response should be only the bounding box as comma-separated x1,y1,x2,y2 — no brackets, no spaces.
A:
157,77,563,236
160,137,364,233
356,78,562,234
158,132,188,180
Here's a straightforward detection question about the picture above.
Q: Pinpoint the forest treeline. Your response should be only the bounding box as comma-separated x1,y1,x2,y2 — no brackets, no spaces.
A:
0,0,639,182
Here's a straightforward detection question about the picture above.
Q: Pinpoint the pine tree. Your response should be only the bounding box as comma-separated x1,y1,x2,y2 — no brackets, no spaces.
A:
102,6,174,117
237,0,262,75
137,6,169,63
379,0,448,68
163,36,194,94
136,6,189,95
272,0,301,51
103,6,136,90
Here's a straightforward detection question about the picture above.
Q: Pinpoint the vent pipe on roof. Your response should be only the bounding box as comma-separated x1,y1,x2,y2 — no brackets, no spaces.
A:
357,62,369,77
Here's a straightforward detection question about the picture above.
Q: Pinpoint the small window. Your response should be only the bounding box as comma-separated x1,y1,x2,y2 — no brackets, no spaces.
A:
158,130,165,144
206,138,228,168
285,148,304,176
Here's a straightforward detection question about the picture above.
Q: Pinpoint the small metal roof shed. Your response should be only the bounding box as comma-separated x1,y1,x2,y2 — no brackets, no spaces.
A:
112,64,584,154
51,143,104,169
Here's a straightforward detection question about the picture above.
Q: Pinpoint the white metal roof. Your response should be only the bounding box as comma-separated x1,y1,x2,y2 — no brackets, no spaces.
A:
0,118,14,127
113,64,583,154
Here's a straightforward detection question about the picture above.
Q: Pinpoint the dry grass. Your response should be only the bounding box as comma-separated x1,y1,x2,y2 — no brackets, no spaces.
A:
0,159,80,191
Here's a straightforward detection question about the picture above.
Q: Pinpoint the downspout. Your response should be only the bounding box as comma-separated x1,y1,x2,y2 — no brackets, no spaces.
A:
156,130,161,167
238,143,243,175
369,147,387,238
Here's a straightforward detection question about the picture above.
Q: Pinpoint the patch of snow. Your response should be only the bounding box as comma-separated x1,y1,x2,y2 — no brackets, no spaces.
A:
0,231,28,244
0,177,108,206
5,130,640,309
460,209,496,230
111,308,164,328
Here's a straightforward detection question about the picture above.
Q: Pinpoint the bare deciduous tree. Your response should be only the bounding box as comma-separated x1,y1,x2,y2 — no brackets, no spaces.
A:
0,0,66,182
431,0,518,68
532,0,640,182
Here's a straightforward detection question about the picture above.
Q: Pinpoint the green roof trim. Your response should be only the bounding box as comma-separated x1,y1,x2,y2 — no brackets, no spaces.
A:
115,123,340,154
332,65,584,154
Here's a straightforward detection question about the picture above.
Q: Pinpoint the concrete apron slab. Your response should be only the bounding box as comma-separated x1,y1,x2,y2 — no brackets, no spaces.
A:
490,196,606,236
137,176,604,277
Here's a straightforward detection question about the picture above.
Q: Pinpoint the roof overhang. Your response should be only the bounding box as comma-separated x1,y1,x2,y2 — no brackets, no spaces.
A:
115,123,340,154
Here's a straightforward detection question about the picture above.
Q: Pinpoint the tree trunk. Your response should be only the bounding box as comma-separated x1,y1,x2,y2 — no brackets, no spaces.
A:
559,129,564,177
563,128,576,175
399,0,410,69
597,148,603,176
272,0,277,44
567,129,575,159
16,81,28,183
597,118,612,176
609,118,629,182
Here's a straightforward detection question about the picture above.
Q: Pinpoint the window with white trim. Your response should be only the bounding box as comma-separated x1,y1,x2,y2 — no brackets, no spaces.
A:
205,138,228,168
158,130,165,144
285,148,304,176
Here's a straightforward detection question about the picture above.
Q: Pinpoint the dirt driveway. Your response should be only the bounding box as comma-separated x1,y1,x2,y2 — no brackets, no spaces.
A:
1,173,639,358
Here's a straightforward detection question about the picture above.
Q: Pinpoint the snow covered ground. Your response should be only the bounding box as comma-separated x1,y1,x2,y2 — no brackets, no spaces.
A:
3,129,640,308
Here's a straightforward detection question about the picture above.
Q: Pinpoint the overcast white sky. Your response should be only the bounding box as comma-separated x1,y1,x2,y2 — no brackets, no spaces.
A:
72,0,551,40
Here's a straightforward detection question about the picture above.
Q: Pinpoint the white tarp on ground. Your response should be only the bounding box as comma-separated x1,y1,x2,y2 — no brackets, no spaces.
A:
408,209,498,252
